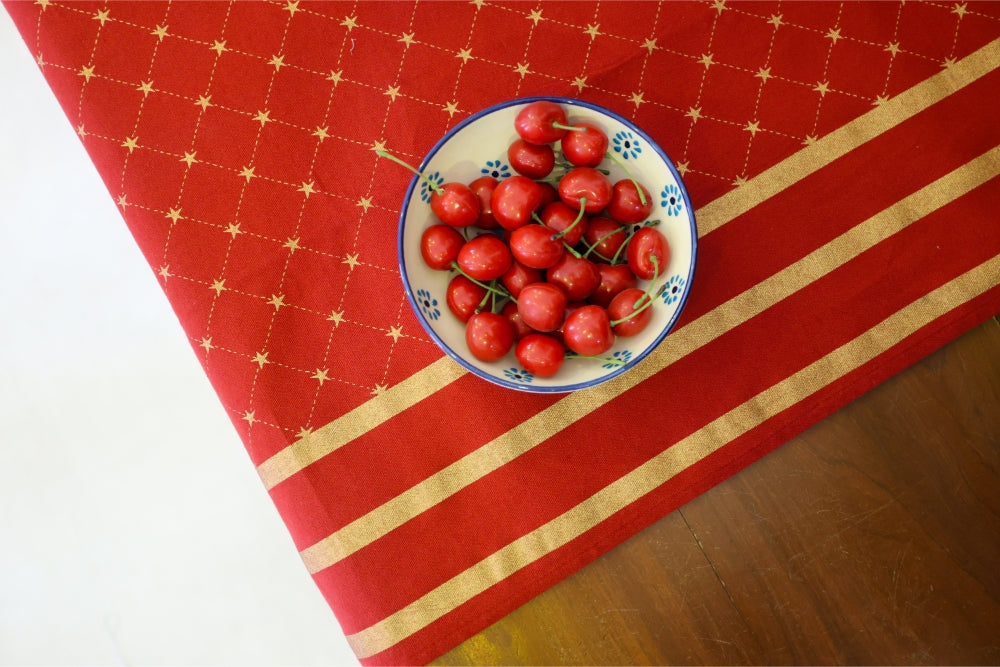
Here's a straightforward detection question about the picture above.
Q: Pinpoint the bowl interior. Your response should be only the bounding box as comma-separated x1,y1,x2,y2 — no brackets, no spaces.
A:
399,97,697,393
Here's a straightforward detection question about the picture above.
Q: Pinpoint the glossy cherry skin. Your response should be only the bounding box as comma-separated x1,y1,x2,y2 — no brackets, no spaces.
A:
546,253,600,302
539,200,589,246
465,311,515,362
560,121,609,168
563,305,615,356
582,217,628,263
537,182,560,209
468,176,500,229
515,333,565,378
507,139,555,179
608,287,653,337
500,260,543,298
491,175,544,231
430,182,481,227
501,300,534,340
514,100,569,145
627,226,670,280
509,224,564,269
420,224,465,271
456,233,512,281
517,282,568,333
606,180,653,224
558,167,612,214
446,274,488,322
589,263,637,308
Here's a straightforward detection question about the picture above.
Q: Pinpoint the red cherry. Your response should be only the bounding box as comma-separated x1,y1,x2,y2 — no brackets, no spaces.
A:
539,200,589,246
430,181,481,227
420,224,465,271
606,180,653,224
468,176,500,229
514,100,570,145
608,287,653,336
589,263,637,308
537,182,560,209
563,305,615,356
558,167,612,214
491,175,544,231
627,226,670,280
457,233,512,281
582,217,628,263
546,253,600,302
515,333,565,378
465,311,515,362
507,139,555,179
509,224,564,270
560,121,609,168
517,282,568,333
446,274,488,322
500,260,543,298
501,300,534,340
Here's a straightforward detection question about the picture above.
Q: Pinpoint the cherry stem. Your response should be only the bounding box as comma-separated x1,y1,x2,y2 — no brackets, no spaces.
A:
552,121,587,132
605,150,648,207
550,198,587,240
610,255,660,328
375,149,444,196
563,242,582,259
564,352,627,367
581,226,625,263
450,261,516,303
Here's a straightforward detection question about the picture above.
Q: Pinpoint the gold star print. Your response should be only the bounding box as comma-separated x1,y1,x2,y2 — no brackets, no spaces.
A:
572,76,587,92
803,134,818,145
642,38,658,53
158,265,171,280
813,80,830,96
327,310,345,325
195,95,212,110
252,351,269,368
117,194,129,208
456,48,473,63
384,85,400,101
399,32,415,47
676,161,690,176
884,42,901,57
711,0,727,13
733,175,748,187
210,278,226,295
165,207,182,223
121,136,139,153
254,110,271,126
341,15,358,31
941,57,957,68
180,151,198,166
36,53,46,68
470,0,485,9
386,326,403,342
298,181,316,198
872,94,889,106
327,70,343,84
826,27,842,44
685,106,702,123
356,196,373,212
270,54,285,71
744,120,760,136
630,92,645,108
527,8,543,25
312,369,331,385
242,410,257,426
443,101,460,117
284,238,301,253
137,80,154,97
313,126,330,141
199,336,213,353
78,64,95,82
584,24,601,39
952,3,968,18
93,8,110,25
239,166,256,182
267,294,286,310
77,124,87,138
755,67,772,83
768,14,783,28
211,40,228,55
514,62,530,77
371,384,388,396
284,0,300,16
699,52,715,68
35,0,51,9
296,426,313,440
151,25,168,40
225,222,242,238
343,253,360,269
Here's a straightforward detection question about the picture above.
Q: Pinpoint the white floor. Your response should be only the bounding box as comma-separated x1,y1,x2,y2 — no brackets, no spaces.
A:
0,12,357,665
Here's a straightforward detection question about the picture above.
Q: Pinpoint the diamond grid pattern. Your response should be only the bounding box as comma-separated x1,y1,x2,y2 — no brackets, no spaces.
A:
8,0,1000,462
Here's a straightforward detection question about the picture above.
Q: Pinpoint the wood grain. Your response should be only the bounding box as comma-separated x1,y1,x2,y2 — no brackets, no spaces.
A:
433,315,1000,666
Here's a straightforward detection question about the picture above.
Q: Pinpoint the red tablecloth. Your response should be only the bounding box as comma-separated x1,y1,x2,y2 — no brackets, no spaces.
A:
6,1,1000,663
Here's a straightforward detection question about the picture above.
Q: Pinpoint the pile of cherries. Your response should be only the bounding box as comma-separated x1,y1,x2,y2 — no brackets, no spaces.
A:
393,100,670,379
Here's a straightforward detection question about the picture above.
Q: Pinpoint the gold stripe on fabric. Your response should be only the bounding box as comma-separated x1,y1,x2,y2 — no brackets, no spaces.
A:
346,251,1000,659
696,37,1000,235
256,36,1000,492
299,146,1000,575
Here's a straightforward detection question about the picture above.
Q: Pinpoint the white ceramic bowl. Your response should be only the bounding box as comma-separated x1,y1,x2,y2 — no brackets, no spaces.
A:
397,96,697,393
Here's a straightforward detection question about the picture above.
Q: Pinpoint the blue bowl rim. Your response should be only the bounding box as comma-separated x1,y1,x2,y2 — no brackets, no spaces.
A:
396,95,698,393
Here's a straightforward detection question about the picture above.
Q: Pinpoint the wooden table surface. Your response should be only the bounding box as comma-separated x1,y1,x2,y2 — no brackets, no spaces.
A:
434,314,1000,665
